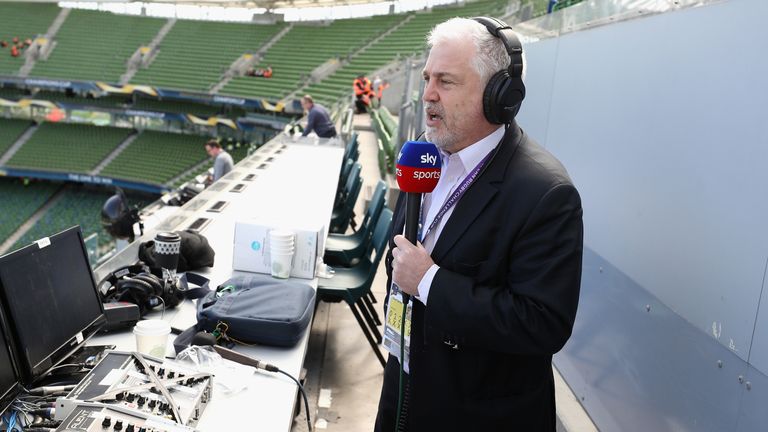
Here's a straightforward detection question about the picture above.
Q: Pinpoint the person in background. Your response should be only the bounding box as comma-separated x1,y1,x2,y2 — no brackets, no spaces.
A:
373,75,390,108
204,139,233,184
245,65,272,78
373,75,383,106
300,94,337,138
353,74,373,113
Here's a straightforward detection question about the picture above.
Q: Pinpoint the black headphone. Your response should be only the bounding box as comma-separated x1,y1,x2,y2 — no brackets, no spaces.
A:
98,263,183,315
472,17,526,125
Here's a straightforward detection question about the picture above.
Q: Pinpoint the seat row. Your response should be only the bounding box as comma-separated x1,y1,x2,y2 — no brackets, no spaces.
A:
319,132,392,367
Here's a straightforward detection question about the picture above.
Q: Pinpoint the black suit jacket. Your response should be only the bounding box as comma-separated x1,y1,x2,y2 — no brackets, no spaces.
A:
375,123,583,431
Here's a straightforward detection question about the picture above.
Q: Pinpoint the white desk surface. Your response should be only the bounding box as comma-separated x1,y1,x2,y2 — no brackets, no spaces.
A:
91,136,344,431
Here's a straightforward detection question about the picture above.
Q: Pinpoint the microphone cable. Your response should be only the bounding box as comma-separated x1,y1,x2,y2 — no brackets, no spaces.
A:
395,293,410,432
277,369,312,432
211,345,313,431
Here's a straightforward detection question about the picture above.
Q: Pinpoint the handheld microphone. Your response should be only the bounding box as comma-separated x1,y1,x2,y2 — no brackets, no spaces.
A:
396,140,441,245
393,140,440,432
395,141,441,302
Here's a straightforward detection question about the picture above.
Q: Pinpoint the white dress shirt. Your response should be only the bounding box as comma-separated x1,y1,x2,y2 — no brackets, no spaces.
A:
415,126,505,305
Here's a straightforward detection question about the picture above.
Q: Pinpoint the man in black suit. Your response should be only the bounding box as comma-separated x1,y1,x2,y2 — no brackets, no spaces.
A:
374,17,583,431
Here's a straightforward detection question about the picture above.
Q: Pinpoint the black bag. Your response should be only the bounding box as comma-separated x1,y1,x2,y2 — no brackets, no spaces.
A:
195,274,315,347
139,230,215,272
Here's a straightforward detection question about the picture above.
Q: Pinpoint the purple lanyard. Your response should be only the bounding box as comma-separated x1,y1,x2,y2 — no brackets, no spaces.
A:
418,149,494,242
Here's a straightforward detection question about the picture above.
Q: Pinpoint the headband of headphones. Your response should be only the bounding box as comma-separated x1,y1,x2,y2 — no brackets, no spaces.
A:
472,16,524,80
98,263,154,290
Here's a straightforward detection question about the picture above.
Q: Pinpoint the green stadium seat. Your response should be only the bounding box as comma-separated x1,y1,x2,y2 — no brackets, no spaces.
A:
0,179,60,247
0,118,32,158
131,20,285,92
6,123,132,173
0,3,59,75
100,130,210,185
30,9,165,83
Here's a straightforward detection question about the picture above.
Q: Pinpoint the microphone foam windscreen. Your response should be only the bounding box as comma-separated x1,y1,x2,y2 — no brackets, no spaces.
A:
396,141,441,193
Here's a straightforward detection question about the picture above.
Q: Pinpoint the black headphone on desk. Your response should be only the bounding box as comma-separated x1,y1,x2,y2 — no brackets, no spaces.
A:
98,263,183,315
472,16,526,125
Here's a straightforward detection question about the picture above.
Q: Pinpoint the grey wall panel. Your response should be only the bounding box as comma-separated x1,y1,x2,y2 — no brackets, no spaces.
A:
516,36,559,145
745,260,768,377
556,248,748,431
735,365,768,431
520,0,768,365
514,0,768,428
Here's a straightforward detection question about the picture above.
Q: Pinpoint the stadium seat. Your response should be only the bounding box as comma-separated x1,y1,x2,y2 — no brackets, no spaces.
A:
0,2,59,75
6,123,131,173
317,207,393,368
31,9,165,82
330,162,362,234
131,20,284,92
324,180,387,267
0,118,32,158
100,131,209,185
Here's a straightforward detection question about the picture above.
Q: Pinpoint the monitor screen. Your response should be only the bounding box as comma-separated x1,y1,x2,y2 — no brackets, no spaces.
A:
0,307,21,415
0,226,105,383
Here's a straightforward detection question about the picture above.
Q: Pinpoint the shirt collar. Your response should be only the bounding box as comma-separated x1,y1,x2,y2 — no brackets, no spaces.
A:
439,126,505,172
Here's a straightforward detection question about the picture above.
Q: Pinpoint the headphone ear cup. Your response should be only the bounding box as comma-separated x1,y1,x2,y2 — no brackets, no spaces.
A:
500,75,525,123
483,70,510,125
163,283,183,309
116,278,154,315
133,273,163,297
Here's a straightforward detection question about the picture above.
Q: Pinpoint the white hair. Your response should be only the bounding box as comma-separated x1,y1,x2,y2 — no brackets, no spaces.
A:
426,17,526,85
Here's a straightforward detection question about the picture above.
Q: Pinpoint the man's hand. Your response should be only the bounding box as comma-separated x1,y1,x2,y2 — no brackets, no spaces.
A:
392,235,434,296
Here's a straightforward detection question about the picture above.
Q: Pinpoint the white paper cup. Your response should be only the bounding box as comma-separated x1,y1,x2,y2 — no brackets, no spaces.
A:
270,245,295,254
270,230,295,246
270,229,295,240
133,319,171,357
271,251,294,279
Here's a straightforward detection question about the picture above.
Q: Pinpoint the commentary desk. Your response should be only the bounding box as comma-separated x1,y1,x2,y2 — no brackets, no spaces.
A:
91,135,344,431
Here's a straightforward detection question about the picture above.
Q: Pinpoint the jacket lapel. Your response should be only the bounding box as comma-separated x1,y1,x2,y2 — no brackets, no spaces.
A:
430,124,523,264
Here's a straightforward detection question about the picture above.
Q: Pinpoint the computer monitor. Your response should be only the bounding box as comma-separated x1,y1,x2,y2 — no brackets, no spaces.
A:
0,306,21,415
0,226,106,384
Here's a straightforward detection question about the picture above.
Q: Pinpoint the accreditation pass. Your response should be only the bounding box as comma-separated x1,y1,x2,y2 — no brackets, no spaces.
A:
383,283,413,372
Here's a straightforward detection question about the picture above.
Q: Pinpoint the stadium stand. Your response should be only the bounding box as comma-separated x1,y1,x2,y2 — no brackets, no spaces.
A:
28,91,132,109
10,90,244,118
0,87,28,100
131,20,285,92
220,14,404,100
0,2,59,75
0,178,60,248
5,123,132,173
132,97,226,117
30,10,166,83
0,118,32,158
100,130,209,185
304,0,508,106
11,185,152,251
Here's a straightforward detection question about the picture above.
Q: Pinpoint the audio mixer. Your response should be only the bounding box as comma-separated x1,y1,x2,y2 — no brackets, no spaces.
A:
56,351,212,428
54,402,196,432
